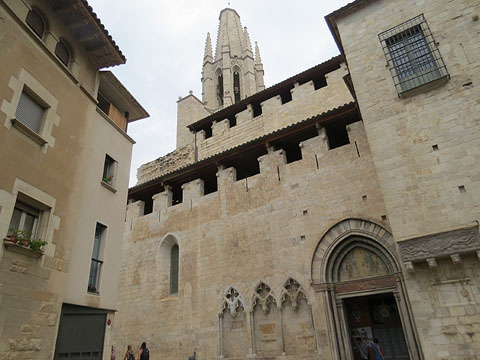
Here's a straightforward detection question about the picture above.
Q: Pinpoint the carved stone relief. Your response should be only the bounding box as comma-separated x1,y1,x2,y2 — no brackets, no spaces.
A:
220,287,248,358
280,278,316,355
252,282,282,356
398,225,480,262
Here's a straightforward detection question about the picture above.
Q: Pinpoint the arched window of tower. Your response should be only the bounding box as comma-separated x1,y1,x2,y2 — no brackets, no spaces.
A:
233,71,241,103
217,72,224,107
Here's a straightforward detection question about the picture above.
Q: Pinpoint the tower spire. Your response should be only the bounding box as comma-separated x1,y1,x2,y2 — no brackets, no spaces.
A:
255,41,262,64
203,32,213,64
204,8,266,110
243,27,253,53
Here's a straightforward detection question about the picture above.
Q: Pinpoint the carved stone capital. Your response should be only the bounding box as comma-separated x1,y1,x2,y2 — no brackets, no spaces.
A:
398,224,480,263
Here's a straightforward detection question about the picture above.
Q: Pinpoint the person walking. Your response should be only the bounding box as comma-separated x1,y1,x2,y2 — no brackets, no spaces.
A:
370,338,384,360
124,345,135,360
111,346,116,360
356,337,369,360
138,342,150,360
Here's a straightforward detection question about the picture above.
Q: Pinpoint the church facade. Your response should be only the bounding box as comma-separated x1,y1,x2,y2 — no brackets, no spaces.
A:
114,1,480,359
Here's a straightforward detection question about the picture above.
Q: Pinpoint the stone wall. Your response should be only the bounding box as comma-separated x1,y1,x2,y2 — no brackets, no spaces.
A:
336,0,480,240
136,144,195,185
197,65,353,160
333,0,480,359
113,121,391,359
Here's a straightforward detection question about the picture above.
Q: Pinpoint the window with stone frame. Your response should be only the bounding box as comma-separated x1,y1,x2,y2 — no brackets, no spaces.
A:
25,7,47,39
88,223,106,294
102,154,117,187
379,14,448,96
15,90,47,134
7,201,40,239
55,40,71,68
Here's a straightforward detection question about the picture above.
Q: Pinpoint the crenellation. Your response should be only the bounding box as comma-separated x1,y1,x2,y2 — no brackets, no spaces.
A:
182,179,205,204
126,200,145,222
153,189,170,213
258,149,286,174
291,80,315,100
196,65,353,160
212,118,229,137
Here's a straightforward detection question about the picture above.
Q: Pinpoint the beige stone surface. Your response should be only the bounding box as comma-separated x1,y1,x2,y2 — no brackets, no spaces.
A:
114,121,390,359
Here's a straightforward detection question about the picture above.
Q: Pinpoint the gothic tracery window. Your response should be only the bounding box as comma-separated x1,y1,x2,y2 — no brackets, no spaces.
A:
280,278,307,310
222,287,245,317
253,282,276,313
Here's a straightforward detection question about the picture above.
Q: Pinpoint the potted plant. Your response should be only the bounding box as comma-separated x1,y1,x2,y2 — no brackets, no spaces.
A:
6,229,20,243
18,230,32,247
103,175,114,183
29,239,47,252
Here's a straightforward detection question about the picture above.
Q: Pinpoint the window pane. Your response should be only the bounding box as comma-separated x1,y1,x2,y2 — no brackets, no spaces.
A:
170,245,179,294
15,92,45,133
23,212,37,235
92,224,104,260
8,208,22,233
88,260,101,293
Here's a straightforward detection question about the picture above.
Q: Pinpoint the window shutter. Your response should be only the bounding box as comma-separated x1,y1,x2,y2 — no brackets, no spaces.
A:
26,9,45,38
15,92,45,133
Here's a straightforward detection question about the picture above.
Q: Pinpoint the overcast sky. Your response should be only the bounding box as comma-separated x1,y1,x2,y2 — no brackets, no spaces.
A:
87,0,352,185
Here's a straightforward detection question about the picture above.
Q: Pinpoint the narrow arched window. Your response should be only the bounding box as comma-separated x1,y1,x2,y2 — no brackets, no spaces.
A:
234,71,241,103
170,244,179,294
55,40,71,67
26,8,46,39
217,73,224,107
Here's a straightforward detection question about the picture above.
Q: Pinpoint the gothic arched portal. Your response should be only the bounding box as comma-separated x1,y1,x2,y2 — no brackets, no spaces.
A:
311,219,423,360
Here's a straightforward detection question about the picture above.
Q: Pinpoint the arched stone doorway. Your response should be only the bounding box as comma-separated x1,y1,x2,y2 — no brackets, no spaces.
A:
311,219,423,360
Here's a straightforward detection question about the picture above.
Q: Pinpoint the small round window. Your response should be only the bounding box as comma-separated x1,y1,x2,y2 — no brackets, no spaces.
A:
26,8,46,38
55,41,71,67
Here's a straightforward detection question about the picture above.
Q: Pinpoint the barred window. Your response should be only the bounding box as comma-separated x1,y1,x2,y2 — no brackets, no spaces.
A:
15,91,46,134
379,15,448,96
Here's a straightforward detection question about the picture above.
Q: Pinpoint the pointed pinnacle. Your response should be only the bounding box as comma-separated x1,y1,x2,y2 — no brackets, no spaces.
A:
255,41,262,64
204,32,213,61
243,27,253,52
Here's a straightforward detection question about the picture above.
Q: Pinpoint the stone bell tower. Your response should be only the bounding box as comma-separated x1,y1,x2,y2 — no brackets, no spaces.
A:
201,8,265,111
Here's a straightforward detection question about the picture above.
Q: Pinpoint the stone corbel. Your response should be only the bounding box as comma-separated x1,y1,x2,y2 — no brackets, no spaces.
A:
426,258,438,269
404,262,414,273
450,253,462,265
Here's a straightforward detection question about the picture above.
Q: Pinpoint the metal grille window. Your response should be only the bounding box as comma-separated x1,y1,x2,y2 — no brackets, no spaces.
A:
88,223,106,294
15,91,46,133
379,15,448,96
170,244,179,294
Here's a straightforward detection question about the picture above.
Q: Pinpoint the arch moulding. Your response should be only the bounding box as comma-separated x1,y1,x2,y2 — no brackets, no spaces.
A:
311,218,397,286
